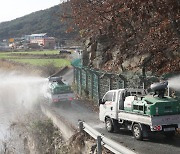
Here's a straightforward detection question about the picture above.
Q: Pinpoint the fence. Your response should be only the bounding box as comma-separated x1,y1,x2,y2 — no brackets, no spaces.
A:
73,66,127,103
72,59,148,104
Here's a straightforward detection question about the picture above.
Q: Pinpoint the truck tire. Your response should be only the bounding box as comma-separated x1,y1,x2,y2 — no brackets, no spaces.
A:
132,124,143,140
164,131,175,138
105,118,114,132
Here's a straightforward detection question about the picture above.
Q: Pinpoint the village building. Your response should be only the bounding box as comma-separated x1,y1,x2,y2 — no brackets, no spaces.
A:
25,33,56,49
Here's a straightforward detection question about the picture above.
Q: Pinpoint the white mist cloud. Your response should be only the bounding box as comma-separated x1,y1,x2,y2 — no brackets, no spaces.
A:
168,75,180,91
0,70,48,110
0,70,50,147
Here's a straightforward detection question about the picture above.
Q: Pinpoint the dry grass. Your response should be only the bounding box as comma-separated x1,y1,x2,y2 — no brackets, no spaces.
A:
0,59,58,77
0,59,41,75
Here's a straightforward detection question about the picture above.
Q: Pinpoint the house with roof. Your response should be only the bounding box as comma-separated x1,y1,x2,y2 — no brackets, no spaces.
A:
25,33,55,49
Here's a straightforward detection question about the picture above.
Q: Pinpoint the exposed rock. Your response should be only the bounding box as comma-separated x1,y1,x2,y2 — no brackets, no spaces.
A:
122,54,151,72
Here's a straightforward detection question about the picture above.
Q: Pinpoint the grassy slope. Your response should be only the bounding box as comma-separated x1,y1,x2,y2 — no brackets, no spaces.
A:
0,50,70,67
12,59,70,67
12,50,59,55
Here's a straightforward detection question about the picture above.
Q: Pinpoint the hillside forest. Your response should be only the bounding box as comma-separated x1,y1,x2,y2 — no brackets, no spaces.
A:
0,5,77,42
63,0,180,75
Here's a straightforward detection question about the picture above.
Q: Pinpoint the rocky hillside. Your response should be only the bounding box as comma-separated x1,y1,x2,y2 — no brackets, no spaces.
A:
71,0,180,76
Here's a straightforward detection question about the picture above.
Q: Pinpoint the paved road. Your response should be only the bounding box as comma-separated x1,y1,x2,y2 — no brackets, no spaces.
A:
47,100,180,154
49,67,180,154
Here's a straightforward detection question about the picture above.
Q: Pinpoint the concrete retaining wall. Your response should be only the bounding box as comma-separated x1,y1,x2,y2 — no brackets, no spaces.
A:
40,103,77,141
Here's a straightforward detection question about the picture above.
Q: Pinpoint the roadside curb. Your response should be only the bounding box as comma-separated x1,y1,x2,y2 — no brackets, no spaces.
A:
40,103,77,141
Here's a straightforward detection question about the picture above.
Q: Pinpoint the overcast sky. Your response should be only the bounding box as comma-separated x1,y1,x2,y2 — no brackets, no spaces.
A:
0,0,65,23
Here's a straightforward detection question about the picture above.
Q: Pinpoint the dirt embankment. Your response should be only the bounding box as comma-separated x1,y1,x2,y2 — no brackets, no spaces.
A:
3,103,111,154
1,104,63,154
0,59,58,77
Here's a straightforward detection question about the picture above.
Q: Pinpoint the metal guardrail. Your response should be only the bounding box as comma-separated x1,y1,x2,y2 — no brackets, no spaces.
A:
78,121,136,154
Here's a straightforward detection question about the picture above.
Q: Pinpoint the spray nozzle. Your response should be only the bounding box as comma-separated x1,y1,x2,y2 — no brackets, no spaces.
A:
150,81,168,98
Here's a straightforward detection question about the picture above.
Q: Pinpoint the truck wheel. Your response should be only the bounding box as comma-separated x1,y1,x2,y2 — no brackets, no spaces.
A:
105,118,114,132
132,124,143,140
164,131,175,138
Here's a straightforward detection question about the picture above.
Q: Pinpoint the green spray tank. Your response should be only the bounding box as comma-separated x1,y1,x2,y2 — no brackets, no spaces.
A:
126,81,180,116
48,76,72,94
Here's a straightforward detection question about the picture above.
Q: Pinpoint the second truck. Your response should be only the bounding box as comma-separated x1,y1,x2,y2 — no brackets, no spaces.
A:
99,81,180,140
45,77,74,107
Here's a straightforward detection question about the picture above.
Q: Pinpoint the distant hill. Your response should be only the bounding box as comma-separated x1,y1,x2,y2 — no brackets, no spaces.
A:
0,4,77,41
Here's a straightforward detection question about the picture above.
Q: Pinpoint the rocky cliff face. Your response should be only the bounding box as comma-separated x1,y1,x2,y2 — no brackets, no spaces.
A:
82,34,179,77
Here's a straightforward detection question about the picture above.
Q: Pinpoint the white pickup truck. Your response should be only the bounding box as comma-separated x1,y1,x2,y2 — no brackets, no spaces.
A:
99,88,180,140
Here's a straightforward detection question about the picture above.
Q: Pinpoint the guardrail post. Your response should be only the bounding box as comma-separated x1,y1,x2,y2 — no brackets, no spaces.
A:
97,136,102,154
78,121,84,132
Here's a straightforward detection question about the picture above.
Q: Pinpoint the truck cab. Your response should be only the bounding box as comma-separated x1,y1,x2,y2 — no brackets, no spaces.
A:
99,89,146,122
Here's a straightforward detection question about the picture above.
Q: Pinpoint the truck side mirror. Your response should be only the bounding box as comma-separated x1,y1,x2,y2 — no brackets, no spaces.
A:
99,99,105,105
